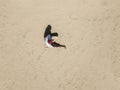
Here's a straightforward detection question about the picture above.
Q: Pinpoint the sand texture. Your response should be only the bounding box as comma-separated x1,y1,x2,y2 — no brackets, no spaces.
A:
0,0,120,90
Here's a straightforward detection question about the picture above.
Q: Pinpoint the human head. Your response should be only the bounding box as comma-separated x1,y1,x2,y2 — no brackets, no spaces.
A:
47,25,52,31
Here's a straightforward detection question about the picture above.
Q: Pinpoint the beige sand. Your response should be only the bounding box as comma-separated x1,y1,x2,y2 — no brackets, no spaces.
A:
0,0,120,90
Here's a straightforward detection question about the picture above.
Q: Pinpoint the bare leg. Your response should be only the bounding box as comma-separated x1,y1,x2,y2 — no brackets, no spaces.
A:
52,42,66,48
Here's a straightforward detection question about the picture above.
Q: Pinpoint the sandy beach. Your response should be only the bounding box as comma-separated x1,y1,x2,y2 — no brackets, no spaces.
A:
0,0,120,90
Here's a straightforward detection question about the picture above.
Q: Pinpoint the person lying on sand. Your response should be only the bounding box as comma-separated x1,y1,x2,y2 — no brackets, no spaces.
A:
44,25,66,48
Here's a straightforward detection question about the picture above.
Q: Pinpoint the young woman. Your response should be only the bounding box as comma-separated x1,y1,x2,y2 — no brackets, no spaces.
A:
44,25,66,48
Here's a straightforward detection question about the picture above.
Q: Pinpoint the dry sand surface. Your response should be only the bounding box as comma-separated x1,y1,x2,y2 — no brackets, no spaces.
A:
0,0,120,90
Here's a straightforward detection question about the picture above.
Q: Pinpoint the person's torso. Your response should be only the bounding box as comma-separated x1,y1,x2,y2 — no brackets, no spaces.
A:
45,35,53,47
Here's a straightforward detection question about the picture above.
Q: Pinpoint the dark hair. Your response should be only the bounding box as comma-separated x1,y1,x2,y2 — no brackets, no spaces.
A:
44,25,52,38
47,25,52,30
